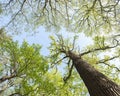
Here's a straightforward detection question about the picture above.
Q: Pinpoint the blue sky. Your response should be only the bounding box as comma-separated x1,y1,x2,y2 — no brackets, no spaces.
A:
12,26,93,56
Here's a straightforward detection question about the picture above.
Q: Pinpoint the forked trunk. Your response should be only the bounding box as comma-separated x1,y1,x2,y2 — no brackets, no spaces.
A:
69,52,120,96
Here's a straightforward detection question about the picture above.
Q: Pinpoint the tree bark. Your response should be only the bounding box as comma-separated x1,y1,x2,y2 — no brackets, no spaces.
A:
68,51,120,96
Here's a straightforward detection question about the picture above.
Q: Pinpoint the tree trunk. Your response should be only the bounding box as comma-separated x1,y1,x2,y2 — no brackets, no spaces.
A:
68,51,120,96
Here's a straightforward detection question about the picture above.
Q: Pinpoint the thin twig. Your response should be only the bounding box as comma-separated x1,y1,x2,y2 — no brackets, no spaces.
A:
63,63,74,83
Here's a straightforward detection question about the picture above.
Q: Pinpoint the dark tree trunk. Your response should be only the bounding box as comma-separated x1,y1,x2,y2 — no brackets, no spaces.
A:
68,51,120,96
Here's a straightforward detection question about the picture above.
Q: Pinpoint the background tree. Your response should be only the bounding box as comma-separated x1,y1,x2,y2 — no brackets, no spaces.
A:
0,30,49,95
0,0,120,35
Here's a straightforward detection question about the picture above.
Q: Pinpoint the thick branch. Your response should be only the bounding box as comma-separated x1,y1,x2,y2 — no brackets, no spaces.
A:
97,55,119,63
81,45,118,56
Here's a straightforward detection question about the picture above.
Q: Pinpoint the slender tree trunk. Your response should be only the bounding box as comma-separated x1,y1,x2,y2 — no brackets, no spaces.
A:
68,51,120,96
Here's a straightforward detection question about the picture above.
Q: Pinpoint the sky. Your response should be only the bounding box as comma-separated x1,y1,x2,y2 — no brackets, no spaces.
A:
12,26,93,56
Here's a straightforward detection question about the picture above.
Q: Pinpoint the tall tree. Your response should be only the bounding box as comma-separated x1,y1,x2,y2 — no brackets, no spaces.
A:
49,35,120,96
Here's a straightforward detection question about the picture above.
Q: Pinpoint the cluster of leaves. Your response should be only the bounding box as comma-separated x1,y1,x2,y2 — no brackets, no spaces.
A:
0,31,52,95
0,0,120,35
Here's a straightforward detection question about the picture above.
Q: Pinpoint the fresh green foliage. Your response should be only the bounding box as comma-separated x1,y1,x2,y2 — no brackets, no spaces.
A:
1,0,120,35
0,33,89,96
0,35,49,95
0,0,120,95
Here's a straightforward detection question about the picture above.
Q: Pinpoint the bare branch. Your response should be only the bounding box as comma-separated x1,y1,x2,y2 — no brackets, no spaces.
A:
5,0,14,7
97,56,119,63
51,56,67,67
5,0,27,27
91,0,97,8
113,34,120,37
0,74,16,83
96,55,120,71
99,62,120,72
81,45,118,56
63,63,74,83
70,36,77,51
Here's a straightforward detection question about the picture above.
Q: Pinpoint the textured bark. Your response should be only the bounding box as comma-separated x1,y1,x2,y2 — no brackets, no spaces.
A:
68,51,120,96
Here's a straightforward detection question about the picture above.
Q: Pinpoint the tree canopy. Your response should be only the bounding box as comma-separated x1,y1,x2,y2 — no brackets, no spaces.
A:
0,0,120,96
0,0,120,34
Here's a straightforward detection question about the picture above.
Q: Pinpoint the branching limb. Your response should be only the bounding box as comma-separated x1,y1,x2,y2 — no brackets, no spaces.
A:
97,56,120,64
5,0,14,7
96,55,120,71
99,62,120,72
52,56,67,65
0,74,16,83
6,0,27,27
81,44,119,56
63,63,74,83
50,35,120,84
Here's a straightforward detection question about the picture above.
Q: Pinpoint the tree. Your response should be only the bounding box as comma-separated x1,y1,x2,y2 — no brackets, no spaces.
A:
0,31,49,95
49,35,120,96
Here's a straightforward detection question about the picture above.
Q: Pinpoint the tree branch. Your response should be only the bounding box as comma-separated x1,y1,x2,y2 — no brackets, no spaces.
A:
97,56,119,64
81,45,118,56
96,55,120,71
9,92,22,96
99,62,120,72
6,0,27,27
5,0,14,7
0,74,16,83
63,63,74,83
